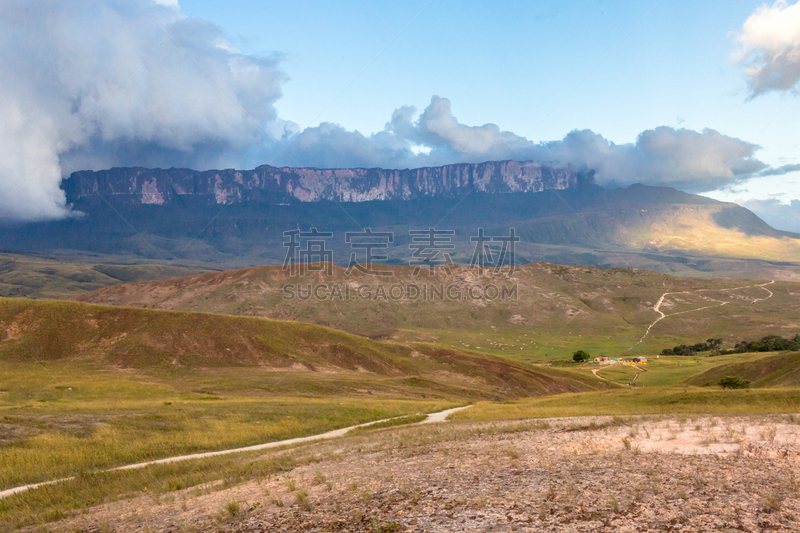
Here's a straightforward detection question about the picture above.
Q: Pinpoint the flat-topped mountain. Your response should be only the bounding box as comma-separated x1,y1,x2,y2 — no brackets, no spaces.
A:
0,160,798,279
63,160,588,206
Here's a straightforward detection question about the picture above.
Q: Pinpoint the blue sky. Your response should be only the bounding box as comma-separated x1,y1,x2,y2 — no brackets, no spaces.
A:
187,0,799,215
1,0,799,230
185,0,760,144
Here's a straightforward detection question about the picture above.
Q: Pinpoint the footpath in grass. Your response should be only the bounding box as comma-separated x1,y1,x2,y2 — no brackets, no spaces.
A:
0,387,450,491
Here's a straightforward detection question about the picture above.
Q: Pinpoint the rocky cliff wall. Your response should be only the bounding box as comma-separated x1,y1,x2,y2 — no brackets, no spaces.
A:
63,160,588,206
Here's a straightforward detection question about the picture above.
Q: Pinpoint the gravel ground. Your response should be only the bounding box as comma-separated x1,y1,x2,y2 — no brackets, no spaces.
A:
38,415,800,532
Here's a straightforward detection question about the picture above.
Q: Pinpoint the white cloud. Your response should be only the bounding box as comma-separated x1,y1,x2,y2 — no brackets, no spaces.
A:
731,0,800,97
0,0,285,221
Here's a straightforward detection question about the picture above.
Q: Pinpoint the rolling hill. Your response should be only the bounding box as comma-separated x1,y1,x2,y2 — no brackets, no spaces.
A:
686,351,800,388
73,261,800,361
0,298,604,400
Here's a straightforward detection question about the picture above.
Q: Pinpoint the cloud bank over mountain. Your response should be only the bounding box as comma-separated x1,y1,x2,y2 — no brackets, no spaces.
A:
279,97,766,194
0,0,780,221
0,0,285,221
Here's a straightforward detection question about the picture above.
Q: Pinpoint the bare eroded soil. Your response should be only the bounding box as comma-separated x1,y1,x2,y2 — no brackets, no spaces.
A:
35,415,800,532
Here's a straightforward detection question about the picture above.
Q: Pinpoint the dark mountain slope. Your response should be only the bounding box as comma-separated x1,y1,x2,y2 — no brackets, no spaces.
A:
0,161,798,275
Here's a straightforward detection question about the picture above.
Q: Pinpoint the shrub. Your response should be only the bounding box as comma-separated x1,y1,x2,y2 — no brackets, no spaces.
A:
718,376,750,389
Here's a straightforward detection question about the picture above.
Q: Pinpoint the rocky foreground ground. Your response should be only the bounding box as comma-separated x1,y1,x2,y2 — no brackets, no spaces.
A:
42,415,800,532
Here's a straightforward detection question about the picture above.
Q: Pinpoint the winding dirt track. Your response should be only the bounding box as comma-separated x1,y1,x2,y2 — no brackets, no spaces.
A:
629,280,775,350
592,364,647,387
0,406,472,500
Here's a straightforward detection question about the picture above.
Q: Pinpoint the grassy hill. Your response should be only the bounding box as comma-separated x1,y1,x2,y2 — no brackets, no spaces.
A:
0,298,602,400
74,262,800,361
686,351,800,388
0,296,610,506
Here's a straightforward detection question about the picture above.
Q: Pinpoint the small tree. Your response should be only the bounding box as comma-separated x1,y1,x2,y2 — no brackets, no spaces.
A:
719,376,750,389
573,350,590,363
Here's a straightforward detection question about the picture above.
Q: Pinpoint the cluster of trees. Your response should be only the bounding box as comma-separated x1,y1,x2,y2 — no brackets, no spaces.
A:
726,334,800,354
661,339,722,356
661,334,800,356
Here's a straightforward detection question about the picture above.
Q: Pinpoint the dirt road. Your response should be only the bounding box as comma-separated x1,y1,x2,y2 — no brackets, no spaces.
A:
0,406,472,500
629,280,775,349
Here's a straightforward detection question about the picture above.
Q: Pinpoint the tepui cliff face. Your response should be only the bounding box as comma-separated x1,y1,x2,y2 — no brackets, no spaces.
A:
62,160,591,206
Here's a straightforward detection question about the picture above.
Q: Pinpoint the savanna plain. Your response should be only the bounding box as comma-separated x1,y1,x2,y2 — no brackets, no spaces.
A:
0,260,799,532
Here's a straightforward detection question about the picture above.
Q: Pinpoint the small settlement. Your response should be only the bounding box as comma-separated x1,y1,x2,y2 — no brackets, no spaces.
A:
591,356,647,366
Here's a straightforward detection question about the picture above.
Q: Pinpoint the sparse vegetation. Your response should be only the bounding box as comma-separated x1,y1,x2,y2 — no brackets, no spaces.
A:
311,470,326,486
294,488,312,511
224,500,240,518
761,490,785,513
503,447,520,459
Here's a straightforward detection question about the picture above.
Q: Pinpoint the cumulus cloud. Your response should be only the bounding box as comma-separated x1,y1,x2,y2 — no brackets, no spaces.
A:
0,0,285,221
277,97,767,194
410,96,529,154
539,126,767,192
0,2,776,221
738,198,800,233
731,0,800,97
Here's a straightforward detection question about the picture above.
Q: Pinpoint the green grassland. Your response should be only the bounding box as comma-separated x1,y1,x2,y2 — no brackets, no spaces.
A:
558,352,800,388
595,364,639,383
0,298,602,398
457,349,800,421
0,298,605,492
0,372,445,490
454,385,800,421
